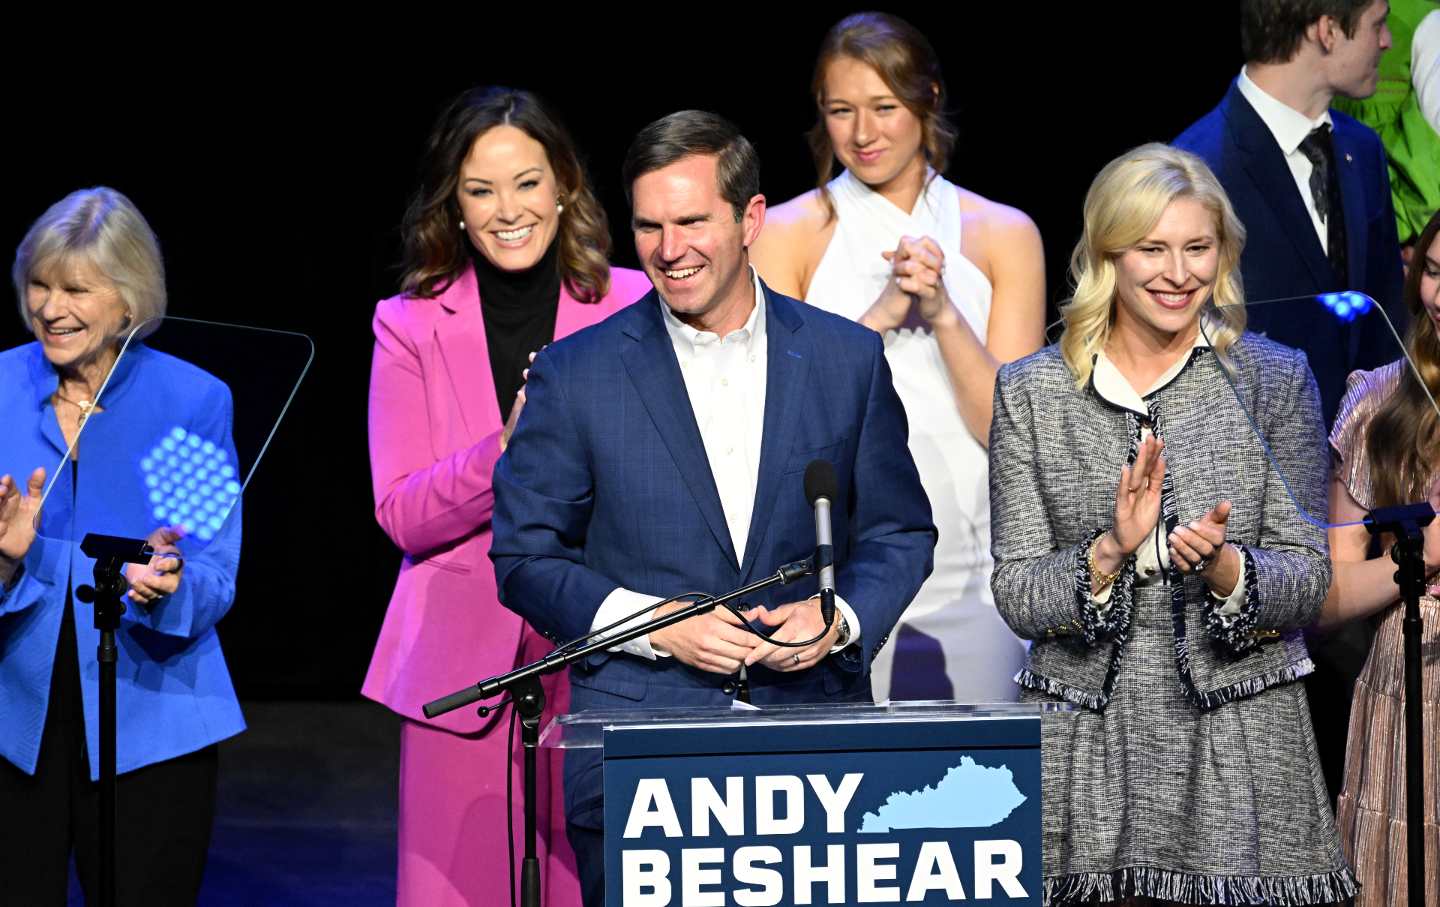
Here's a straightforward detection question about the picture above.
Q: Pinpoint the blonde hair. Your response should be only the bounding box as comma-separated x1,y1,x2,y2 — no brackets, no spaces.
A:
1060,143,1247,388
13,187,167,339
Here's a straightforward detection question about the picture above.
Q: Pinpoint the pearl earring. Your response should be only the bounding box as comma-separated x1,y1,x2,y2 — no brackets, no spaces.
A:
556,196,565,215
459,219,466,231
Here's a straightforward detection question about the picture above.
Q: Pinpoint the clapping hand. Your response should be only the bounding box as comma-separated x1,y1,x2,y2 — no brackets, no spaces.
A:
880,236,957,326
1112,436,1165,555
863,235,952,332
1168,501,1231,575
0,467,46,563
1169,500,1243,597
124,525,187,606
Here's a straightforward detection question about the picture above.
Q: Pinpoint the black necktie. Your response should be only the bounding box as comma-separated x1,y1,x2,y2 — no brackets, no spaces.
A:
1297,124,1349,287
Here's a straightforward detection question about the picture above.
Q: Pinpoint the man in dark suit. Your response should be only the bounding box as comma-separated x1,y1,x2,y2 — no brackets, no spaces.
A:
1174,0,1404,803
1175,0,1405,428
490,110,936,906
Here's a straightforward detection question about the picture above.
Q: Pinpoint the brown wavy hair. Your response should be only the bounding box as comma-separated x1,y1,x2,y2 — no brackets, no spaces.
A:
398,86,611,302
1364,210,1440,508
806,12,955,224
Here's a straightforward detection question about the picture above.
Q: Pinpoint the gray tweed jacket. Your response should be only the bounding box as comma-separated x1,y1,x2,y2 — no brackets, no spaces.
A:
988,334,1331,711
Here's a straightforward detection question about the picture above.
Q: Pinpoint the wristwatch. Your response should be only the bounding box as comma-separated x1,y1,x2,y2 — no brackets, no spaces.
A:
833,613,852,649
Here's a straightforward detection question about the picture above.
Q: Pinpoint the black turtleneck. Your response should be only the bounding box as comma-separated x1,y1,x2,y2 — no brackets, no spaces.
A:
470,239,562,420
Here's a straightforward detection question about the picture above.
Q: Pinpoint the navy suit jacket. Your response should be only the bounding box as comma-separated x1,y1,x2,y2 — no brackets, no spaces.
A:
1175,81,1405,425
491,279,936,826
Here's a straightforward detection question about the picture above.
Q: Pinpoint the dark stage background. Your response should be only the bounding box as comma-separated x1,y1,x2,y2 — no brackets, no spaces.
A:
2,6,1242,698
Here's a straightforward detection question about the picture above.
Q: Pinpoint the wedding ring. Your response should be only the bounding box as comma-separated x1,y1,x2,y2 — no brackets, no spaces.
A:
1194,554,1214,573
791,653,801,665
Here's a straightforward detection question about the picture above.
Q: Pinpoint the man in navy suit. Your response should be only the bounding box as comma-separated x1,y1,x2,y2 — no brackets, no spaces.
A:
1174,0,1404,804
1175,0,1404,428
490,110,936,905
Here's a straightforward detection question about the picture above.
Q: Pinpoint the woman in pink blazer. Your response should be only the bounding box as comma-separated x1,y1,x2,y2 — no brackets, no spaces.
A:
363,86,650,907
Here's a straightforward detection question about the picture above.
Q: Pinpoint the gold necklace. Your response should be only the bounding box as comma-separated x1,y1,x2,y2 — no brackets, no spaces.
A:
54,392,97,427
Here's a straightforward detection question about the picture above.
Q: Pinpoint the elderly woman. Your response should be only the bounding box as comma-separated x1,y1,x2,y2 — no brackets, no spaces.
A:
751,11,1043,702
989,144,1356,904
0,187,243,904
360,86,649,907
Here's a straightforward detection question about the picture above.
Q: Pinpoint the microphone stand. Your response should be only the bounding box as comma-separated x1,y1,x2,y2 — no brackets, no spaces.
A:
74,533,156,907
424,558,818,907
1364,503,1430,905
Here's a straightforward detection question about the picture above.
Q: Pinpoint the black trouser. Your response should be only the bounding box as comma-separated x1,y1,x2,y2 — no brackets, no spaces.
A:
566,822,605,907
0,599,218,906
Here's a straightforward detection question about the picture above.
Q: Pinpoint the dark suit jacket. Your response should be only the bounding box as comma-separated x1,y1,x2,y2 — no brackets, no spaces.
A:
1175,80,1405,425
490,279,936,826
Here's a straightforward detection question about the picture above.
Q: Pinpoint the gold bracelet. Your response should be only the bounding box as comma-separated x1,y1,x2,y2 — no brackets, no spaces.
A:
1088,537,1122,590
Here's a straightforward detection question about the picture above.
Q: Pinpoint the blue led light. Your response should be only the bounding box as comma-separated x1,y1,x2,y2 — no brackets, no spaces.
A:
1319,291,1373,323
138,426,241,540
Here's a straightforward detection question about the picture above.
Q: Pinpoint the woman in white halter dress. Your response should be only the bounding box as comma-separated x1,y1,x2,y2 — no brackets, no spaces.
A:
752,12,1046,702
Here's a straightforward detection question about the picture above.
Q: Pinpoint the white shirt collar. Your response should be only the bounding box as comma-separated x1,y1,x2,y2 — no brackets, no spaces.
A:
659,267,767,355
1093,330,1211,416
1237,66,1334,155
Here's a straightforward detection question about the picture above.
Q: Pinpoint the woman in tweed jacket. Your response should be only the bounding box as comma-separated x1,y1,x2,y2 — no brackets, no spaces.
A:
989,144,1356,905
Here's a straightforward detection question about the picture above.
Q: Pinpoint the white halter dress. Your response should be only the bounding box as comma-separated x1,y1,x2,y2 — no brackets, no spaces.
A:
805,169,1027,702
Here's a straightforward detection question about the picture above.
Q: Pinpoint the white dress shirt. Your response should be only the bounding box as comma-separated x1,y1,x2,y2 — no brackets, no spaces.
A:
590,269,860,660
664,272,769,563
1237,67,1336,254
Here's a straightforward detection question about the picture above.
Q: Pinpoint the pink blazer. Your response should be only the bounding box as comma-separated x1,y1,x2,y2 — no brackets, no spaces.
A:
362,264,652,733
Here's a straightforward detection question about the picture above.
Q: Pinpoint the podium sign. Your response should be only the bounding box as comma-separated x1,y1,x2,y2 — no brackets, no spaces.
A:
594,704,1046,906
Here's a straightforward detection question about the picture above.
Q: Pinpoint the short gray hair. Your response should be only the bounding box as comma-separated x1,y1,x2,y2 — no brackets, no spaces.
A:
13,187,167,339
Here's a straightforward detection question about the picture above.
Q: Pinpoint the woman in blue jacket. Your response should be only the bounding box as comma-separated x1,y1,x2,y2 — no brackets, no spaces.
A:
0,187,243,905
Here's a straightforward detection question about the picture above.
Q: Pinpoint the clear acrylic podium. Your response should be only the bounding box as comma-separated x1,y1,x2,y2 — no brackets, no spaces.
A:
547,701,1067,906
543,699,1068,747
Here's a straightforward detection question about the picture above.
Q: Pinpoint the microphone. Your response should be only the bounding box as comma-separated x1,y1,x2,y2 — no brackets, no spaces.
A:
803,460,837,628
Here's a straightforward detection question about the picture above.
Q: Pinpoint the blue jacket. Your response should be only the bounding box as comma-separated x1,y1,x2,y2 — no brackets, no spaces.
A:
0,342,244,779
490,282,936,827
1174,80,1406,425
